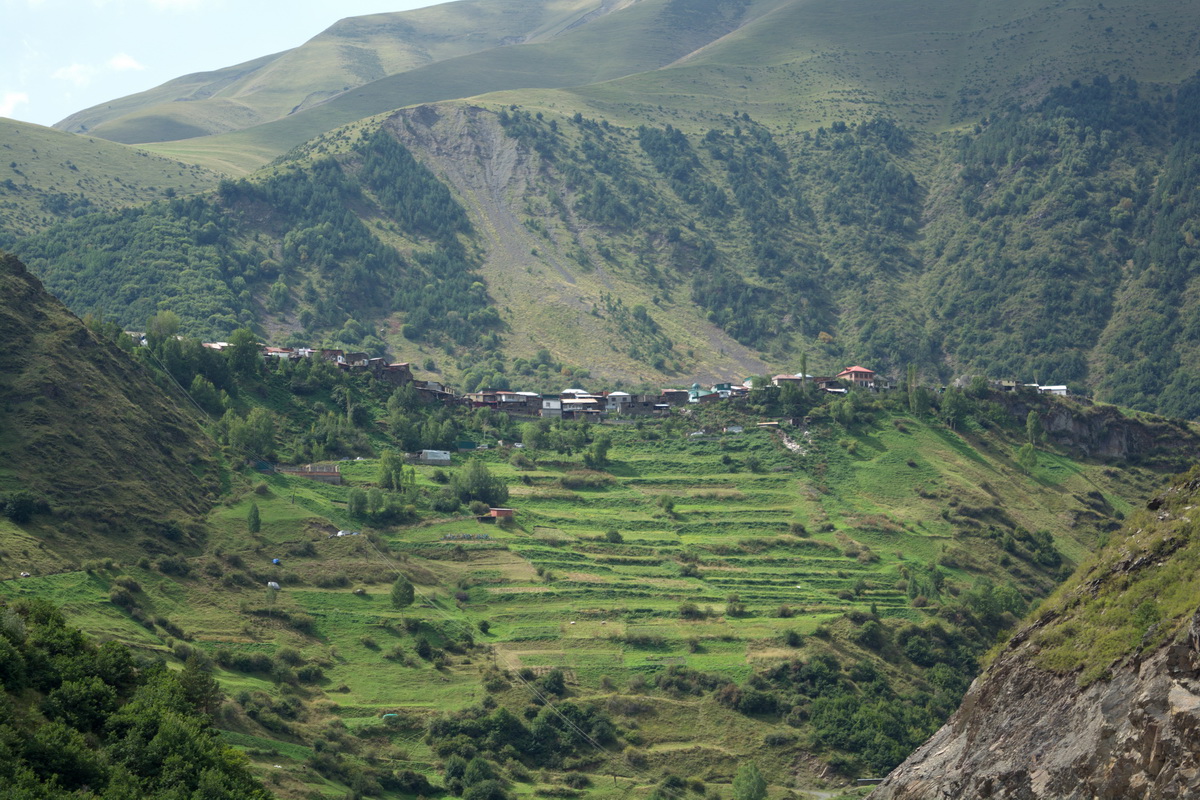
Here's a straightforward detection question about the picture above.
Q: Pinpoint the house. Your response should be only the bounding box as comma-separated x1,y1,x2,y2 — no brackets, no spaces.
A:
661,388,691,406
276,462,342,485
562,395,603,419
836,366,876,389
541,396,563,419
501,391,543,415
604,391,633,412
711,383,736,399
488,507,515,519
414,380,458,405
466,389,500,408
772,374,805,387
379,362,414,387
1040,385,1069,397
264,346,296,359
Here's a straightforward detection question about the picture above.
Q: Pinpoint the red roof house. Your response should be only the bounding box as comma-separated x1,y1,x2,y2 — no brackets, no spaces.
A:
836,366,876,388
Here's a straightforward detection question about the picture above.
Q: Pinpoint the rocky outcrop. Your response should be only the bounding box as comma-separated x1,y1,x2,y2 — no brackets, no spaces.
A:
870,621,1200,799
999,393,1197,467
871,477,1200,800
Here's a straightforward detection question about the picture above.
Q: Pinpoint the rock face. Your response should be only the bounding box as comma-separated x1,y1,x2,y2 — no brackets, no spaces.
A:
995,392,1196,467
871,475,1200,800
870,626,1200,799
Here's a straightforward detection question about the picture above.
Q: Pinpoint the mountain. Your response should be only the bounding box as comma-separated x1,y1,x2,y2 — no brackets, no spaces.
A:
56,0,753,154
9,1,1200,414
0,251,219,576
871,467,1200,799
0,117,219,241
61,0,1200,174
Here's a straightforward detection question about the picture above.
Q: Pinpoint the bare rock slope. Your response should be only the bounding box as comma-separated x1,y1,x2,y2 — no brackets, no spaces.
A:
872,473,1200,800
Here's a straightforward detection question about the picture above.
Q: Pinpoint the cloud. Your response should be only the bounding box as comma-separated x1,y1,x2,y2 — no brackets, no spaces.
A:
0,91,30,118
108,52,144,71
52,62,97,88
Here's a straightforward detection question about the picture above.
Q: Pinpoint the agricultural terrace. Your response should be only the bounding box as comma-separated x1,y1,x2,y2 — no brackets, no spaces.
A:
0,407,1148,798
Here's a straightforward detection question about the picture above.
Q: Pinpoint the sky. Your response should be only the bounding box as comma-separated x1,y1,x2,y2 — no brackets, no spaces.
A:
2,0,438,127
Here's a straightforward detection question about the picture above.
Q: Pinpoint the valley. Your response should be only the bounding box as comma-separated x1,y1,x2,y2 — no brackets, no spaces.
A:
5,0,1200,797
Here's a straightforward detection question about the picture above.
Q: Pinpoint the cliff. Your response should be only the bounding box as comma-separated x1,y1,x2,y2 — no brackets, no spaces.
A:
871,470,1200,800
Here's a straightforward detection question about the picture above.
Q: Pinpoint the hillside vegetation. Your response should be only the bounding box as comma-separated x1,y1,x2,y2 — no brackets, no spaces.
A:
870,469,1200,799
0,252,219,576
2,293,1195,796
23,71,1200,414
0,597,272,799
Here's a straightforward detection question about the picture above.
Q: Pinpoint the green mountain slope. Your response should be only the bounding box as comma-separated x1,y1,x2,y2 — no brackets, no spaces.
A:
73,0,1200,176
19,69,1200,412
55,0,609,141
0,118,219,240
60,0,758,152
0,252,220,575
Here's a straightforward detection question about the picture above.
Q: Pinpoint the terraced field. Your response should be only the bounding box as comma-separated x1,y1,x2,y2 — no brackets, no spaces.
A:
0,406,1159,798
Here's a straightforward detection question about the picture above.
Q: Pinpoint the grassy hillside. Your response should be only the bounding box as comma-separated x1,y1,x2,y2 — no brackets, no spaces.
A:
61,0,749,151
1,333,1192,798
0,118,219,241
1020,465,1200,686
0,252,221,577
82,0,1200,175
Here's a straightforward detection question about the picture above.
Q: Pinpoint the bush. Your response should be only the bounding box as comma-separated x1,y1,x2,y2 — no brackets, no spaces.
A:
155,556,191,576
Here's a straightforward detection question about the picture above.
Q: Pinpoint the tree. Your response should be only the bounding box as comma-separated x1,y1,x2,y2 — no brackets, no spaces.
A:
732,762,767,800
247,502,260,533
1017,442,1038,471
941,388,969,430
520,422,547,450
583,434,612,469
391,575,415,608
379,450,406,491
145,309,181,343
347,488,367,518
1026,410,1042,445
226,327,261,378
454,458,508,506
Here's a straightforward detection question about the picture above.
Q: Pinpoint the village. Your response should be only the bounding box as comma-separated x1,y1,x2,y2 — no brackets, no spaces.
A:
201,339,1070,421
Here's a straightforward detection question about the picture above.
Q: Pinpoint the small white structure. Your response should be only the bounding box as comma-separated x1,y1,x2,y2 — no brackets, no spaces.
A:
1040,385,1069,397
416,449,452,465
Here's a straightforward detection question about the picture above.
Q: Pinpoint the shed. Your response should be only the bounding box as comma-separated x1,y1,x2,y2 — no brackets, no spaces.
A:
416,449,452,465
489,508,515,518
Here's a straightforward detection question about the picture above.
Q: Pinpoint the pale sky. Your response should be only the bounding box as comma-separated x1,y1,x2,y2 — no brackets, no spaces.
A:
2,0,438,127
